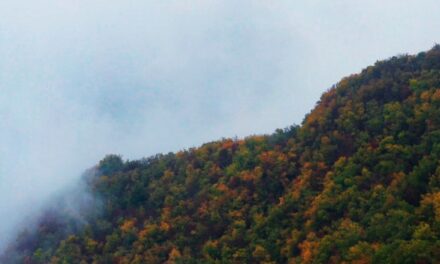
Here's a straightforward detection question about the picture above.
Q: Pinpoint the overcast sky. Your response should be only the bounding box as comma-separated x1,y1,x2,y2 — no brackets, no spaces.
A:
1,0,440,248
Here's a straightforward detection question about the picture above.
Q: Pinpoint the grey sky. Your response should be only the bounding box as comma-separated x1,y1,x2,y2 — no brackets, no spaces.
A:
0,0,440,248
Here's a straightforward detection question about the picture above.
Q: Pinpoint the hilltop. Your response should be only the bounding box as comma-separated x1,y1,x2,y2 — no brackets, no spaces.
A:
3,46,440,263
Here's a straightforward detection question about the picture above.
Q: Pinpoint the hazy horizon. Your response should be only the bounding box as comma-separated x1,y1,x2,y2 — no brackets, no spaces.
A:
1,0,440,250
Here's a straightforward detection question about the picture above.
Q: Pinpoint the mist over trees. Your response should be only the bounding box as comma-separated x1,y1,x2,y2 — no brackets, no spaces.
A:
2,47,440,263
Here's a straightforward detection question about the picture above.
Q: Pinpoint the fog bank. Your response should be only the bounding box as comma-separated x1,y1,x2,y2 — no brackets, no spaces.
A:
1,0,439,249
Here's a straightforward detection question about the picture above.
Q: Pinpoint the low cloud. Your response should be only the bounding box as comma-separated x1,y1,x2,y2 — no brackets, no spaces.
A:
0,0,439,250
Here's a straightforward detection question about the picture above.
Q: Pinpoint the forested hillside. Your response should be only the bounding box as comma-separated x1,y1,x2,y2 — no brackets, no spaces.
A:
3,46,440,263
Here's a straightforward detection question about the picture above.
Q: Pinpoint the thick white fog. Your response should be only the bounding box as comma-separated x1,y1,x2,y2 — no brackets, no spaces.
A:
0,0,439,249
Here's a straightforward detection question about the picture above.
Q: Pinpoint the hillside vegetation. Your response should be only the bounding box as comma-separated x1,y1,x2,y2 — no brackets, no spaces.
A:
3,46,440,263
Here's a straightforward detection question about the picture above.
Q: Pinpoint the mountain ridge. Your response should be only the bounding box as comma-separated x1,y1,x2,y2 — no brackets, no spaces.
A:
2,46,440,263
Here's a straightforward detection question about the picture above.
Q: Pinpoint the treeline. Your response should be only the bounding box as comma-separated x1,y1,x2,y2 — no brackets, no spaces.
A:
3,46,440,263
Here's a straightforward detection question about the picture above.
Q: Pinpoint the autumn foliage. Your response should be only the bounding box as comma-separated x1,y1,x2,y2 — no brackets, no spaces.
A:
3,46,440,263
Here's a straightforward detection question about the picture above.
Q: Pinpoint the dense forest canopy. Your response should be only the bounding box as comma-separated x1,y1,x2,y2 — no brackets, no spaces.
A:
2,46,440,263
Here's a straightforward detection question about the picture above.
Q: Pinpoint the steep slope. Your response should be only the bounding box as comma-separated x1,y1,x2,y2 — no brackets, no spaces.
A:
3,46,440,263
